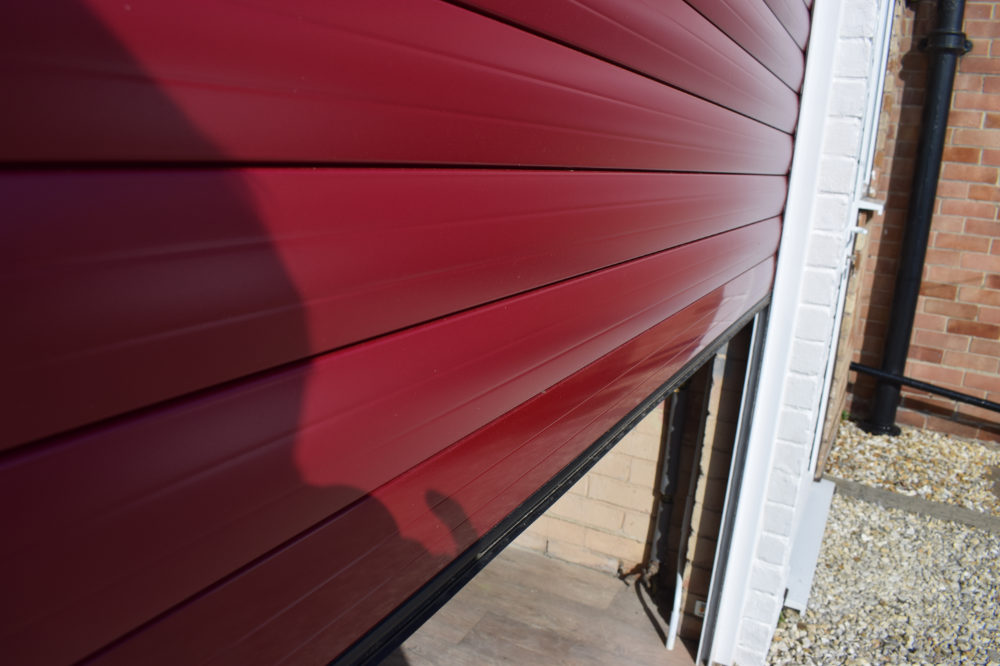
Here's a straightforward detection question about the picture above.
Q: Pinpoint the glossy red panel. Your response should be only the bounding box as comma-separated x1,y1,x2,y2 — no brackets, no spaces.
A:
461,0,798,131
90,260,774,665
763,0,811,48
1,0,790,172
0,0,809,662
2,170,786,449
686,0,806,91
0,221,778,665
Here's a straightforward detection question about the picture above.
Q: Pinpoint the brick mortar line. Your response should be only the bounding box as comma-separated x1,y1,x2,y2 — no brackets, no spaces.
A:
541,517,641,539
824,475,1000,534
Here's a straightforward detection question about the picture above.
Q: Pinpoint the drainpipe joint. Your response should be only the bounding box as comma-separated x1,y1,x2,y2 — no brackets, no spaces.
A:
919,29,972,54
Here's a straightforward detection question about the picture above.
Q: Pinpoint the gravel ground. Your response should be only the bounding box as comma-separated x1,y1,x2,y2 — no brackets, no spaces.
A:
768,421,1000,665
827,420,1000,515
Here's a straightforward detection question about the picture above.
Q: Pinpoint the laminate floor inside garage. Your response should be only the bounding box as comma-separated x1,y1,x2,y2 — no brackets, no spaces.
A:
383,546,697,666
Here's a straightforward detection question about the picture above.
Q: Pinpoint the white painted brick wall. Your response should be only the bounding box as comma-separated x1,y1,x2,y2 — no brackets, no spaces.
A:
833,38,873,77
801,270,840,306
817,155,857,191
772,440,808,473
766,470,801,507
749,562,784,593
791,340,833,375
806,231,848,269
794,305,837,343
763,504,796,537
814,193,852,230
727,0,891,661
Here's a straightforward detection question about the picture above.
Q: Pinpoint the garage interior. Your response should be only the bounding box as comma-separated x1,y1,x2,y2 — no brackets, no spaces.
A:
390,321,759,665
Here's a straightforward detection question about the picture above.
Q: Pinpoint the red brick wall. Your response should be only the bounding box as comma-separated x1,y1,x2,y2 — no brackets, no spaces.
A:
847,0,1000,442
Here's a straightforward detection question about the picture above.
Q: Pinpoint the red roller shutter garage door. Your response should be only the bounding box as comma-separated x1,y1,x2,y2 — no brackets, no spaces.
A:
0,1,808,663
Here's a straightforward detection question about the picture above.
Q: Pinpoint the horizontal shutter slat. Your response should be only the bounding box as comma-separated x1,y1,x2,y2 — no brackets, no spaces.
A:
457,0,799,131
686,0,806,91
2,0,790,172
763,0,811,48
2,169,786,449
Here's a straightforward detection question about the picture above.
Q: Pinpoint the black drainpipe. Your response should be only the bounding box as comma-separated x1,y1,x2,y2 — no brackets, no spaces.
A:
861,0,971,435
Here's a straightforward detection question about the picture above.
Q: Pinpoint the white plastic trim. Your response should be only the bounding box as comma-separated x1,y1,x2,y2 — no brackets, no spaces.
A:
856,196,886,213
784,479,836,610
854,0,897,201
709,0,844,662
696,313,766,664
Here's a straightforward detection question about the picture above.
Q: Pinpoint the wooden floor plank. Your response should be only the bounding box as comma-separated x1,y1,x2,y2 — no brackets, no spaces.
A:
472,546,622,609
462,612,630,666
389,546,697,665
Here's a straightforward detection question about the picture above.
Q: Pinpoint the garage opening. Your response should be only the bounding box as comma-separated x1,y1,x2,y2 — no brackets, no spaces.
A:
389,318,762,664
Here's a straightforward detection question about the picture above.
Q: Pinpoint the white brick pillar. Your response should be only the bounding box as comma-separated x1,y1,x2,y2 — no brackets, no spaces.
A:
710,0,895,663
